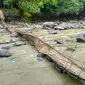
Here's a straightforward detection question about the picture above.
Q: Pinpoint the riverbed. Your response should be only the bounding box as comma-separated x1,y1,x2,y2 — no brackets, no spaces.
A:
0,23,85,85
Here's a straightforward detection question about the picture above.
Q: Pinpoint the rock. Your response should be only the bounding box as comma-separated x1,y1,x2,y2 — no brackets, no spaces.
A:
44,27,51,30
0,24,3,29
76,33,85,42
43,22,54,29
37,57,44,62
81,25,85,28
10,39,16,43
10,38,22,43
66,48,75,51
3,40,11,44
53,23,58,27
0,49,12,57
54,22,74,30
54,37,72,44
37,53,43,57
54,25,64,30
37,53,44,61
33,24,42,29
14,41,26,46
0,40,11,44
54,64,63,73
80,21,85,24
0,40,3,44
55,39,65,44
48,29,57,34
11,32,18,37
2,46,11,50
0,29,5,33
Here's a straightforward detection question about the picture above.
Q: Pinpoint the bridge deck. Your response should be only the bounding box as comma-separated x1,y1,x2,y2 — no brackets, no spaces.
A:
15,29,85,82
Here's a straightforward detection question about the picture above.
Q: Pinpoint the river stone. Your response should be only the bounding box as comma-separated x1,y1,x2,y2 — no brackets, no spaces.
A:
10,38,22,43
0,24,3,29
3,40,11,44
66,48,75,52
11,33,18,37
0,29,5,33
48,29,57,34
76,33,85,42
0,40,11,44
14,41,26,46
54,37,72,44
0,49,12,57
54,64,63,73
37,53,43,57
2,46,11,50
0,40,3,44
55,39,65,44
43,22,54,29
54,26,64,30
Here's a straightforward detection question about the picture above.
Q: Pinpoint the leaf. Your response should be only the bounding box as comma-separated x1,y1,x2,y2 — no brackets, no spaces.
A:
51,0,57,5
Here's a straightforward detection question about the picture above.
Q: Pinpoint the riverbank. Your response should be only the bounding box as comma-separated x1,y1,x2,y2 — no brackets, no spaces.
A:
7,19,85,30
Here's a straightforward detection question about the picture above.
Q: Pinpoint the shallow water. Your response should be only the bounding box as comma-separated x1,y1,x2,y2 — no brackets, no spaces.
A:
0,45,85,85
32,29,85,68
0,28,85,85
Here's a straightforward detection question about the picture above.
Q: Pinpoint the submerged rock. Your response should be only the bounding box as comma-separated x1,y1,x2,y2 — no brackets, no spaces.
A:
14,41,26,46
66,48,75,51
37,53,44,62
54,64,63,73
54,37,72,44
76,33,85,42
55,39,65,44
0,49,12,57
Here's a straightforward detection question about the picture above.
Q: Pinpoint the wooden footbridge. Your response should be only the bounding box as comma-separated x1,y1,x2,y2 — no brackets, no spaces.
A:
14,29,85,82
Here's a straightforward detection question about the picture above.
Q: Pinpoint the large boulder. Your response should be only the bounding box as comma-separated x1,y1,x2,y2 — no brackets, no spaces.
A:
43,22,54,29
76,33,85,42
0,49,12,57
53,22,75,30
54,25,64,30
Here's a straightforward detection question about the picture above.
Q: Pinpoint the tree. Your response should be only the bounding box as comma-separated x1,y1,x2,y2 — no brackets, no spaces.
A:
2,0,85,21
3,0,43,22
56,0,85,14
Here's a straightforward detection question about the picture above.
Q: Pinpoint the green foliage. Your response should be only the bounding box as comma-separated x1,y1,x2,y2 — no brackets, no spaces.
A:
3,0,85,21
18,0,42,21
3,0,14,5
21,11,32,22
41,0,57,13
56,0,84,14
